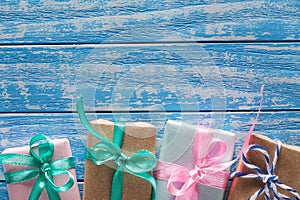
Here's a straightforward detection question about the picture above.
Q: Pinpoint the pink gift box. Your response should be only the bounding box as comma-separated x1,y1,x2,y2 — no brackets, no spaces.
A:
2,138,80,200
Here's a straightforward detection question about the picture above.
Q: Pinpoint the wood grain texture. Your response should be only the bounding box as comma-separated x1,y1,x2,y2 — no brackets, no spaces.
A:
0,1,299,43
0,111,299,181
0,182,9,200
0,43,299,112
1,0,299,198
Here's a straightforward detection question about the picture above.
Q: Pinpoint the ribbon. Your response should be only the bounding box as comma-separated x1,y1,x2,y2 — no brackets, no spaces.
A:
231,141,300,200
193,84,265,171
156,129,230,199
76,98,157,200
156,85,265,199
0,135,75,200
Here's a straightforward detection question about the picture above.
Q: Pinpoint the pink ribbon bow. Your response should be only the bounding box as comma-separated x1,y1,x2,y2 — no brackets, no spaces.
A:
156,85,265,200
156,130,230,200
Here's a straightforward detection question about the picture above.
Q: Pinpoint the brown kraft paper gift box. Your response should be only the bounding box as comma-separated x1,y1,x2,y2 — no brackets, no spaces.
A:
83,119,156,200
227,133,300,200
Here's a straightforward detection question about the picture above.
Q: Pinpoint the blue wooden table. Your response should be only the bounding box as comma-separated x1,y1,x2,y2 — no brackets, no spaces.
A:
0,1,299,199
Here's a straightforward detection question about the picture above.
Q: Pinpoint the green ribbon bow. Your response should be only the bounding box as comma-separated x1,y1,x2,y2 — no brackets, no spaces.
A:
77,98,157,200
0,135,75,200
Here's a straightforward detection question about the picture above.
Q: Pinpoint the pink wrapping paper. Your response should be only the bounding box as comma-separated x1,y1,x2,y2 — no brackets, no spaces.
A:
2,138,80,200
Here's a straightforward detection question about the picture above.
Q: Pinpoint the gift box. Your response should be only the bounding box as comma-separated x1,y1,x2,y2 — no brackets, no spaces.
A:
2,137,80,200
227,133,300,200
156,120,236,200
83,119,157,200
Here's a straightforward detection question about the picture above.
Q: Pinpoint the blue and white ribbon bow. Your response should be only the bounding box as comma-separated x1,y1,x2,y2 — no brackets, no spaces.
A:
231,140,300,200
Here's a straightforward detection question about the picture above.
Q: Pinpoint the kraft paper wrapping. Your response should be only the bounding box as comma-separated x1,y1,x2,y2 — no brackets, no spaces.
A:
227,133,300,200
83,119,156,200
2,138,80,200
156,120,236,200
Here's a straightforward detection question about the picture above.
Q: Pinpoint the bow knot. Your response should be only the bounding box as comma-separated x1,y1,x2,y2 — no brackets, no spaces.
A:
156,130,230,200
189,167,206,182
40,163,51,173
189,167,202,181
231,141,300,200
88,142,157,174
261,174,278,184
115,153,127,166
0,135,75,200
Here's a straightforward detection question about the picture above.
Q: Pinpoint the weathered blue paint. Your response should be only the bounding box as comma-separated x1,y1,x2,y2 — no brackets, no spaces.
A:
0,183,9,200
0,1,299,43
0,43,299,112
0,0,299,198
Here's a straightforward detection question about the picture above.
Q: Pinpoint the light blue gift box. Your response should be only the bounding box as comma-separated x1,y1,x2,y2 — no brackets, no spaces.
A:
156,120,236,200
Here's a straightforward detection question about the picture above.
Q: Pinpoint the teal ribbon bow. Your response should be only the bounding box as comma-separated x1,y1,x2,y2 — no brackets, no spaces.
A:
0,135,75,200
77,98,157,200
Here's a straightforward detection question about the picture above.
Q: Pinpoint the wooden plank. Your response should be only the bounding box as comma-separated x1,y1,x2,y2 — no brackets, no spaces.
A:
0,1,299,43
0,111,299,181
0,182,8,200
0,43,299,112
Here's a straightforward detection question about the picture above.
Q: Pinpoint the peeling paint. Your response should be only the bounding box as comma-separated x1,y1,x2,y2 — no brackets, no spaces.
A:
0,1,298,43
245,45,300,51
